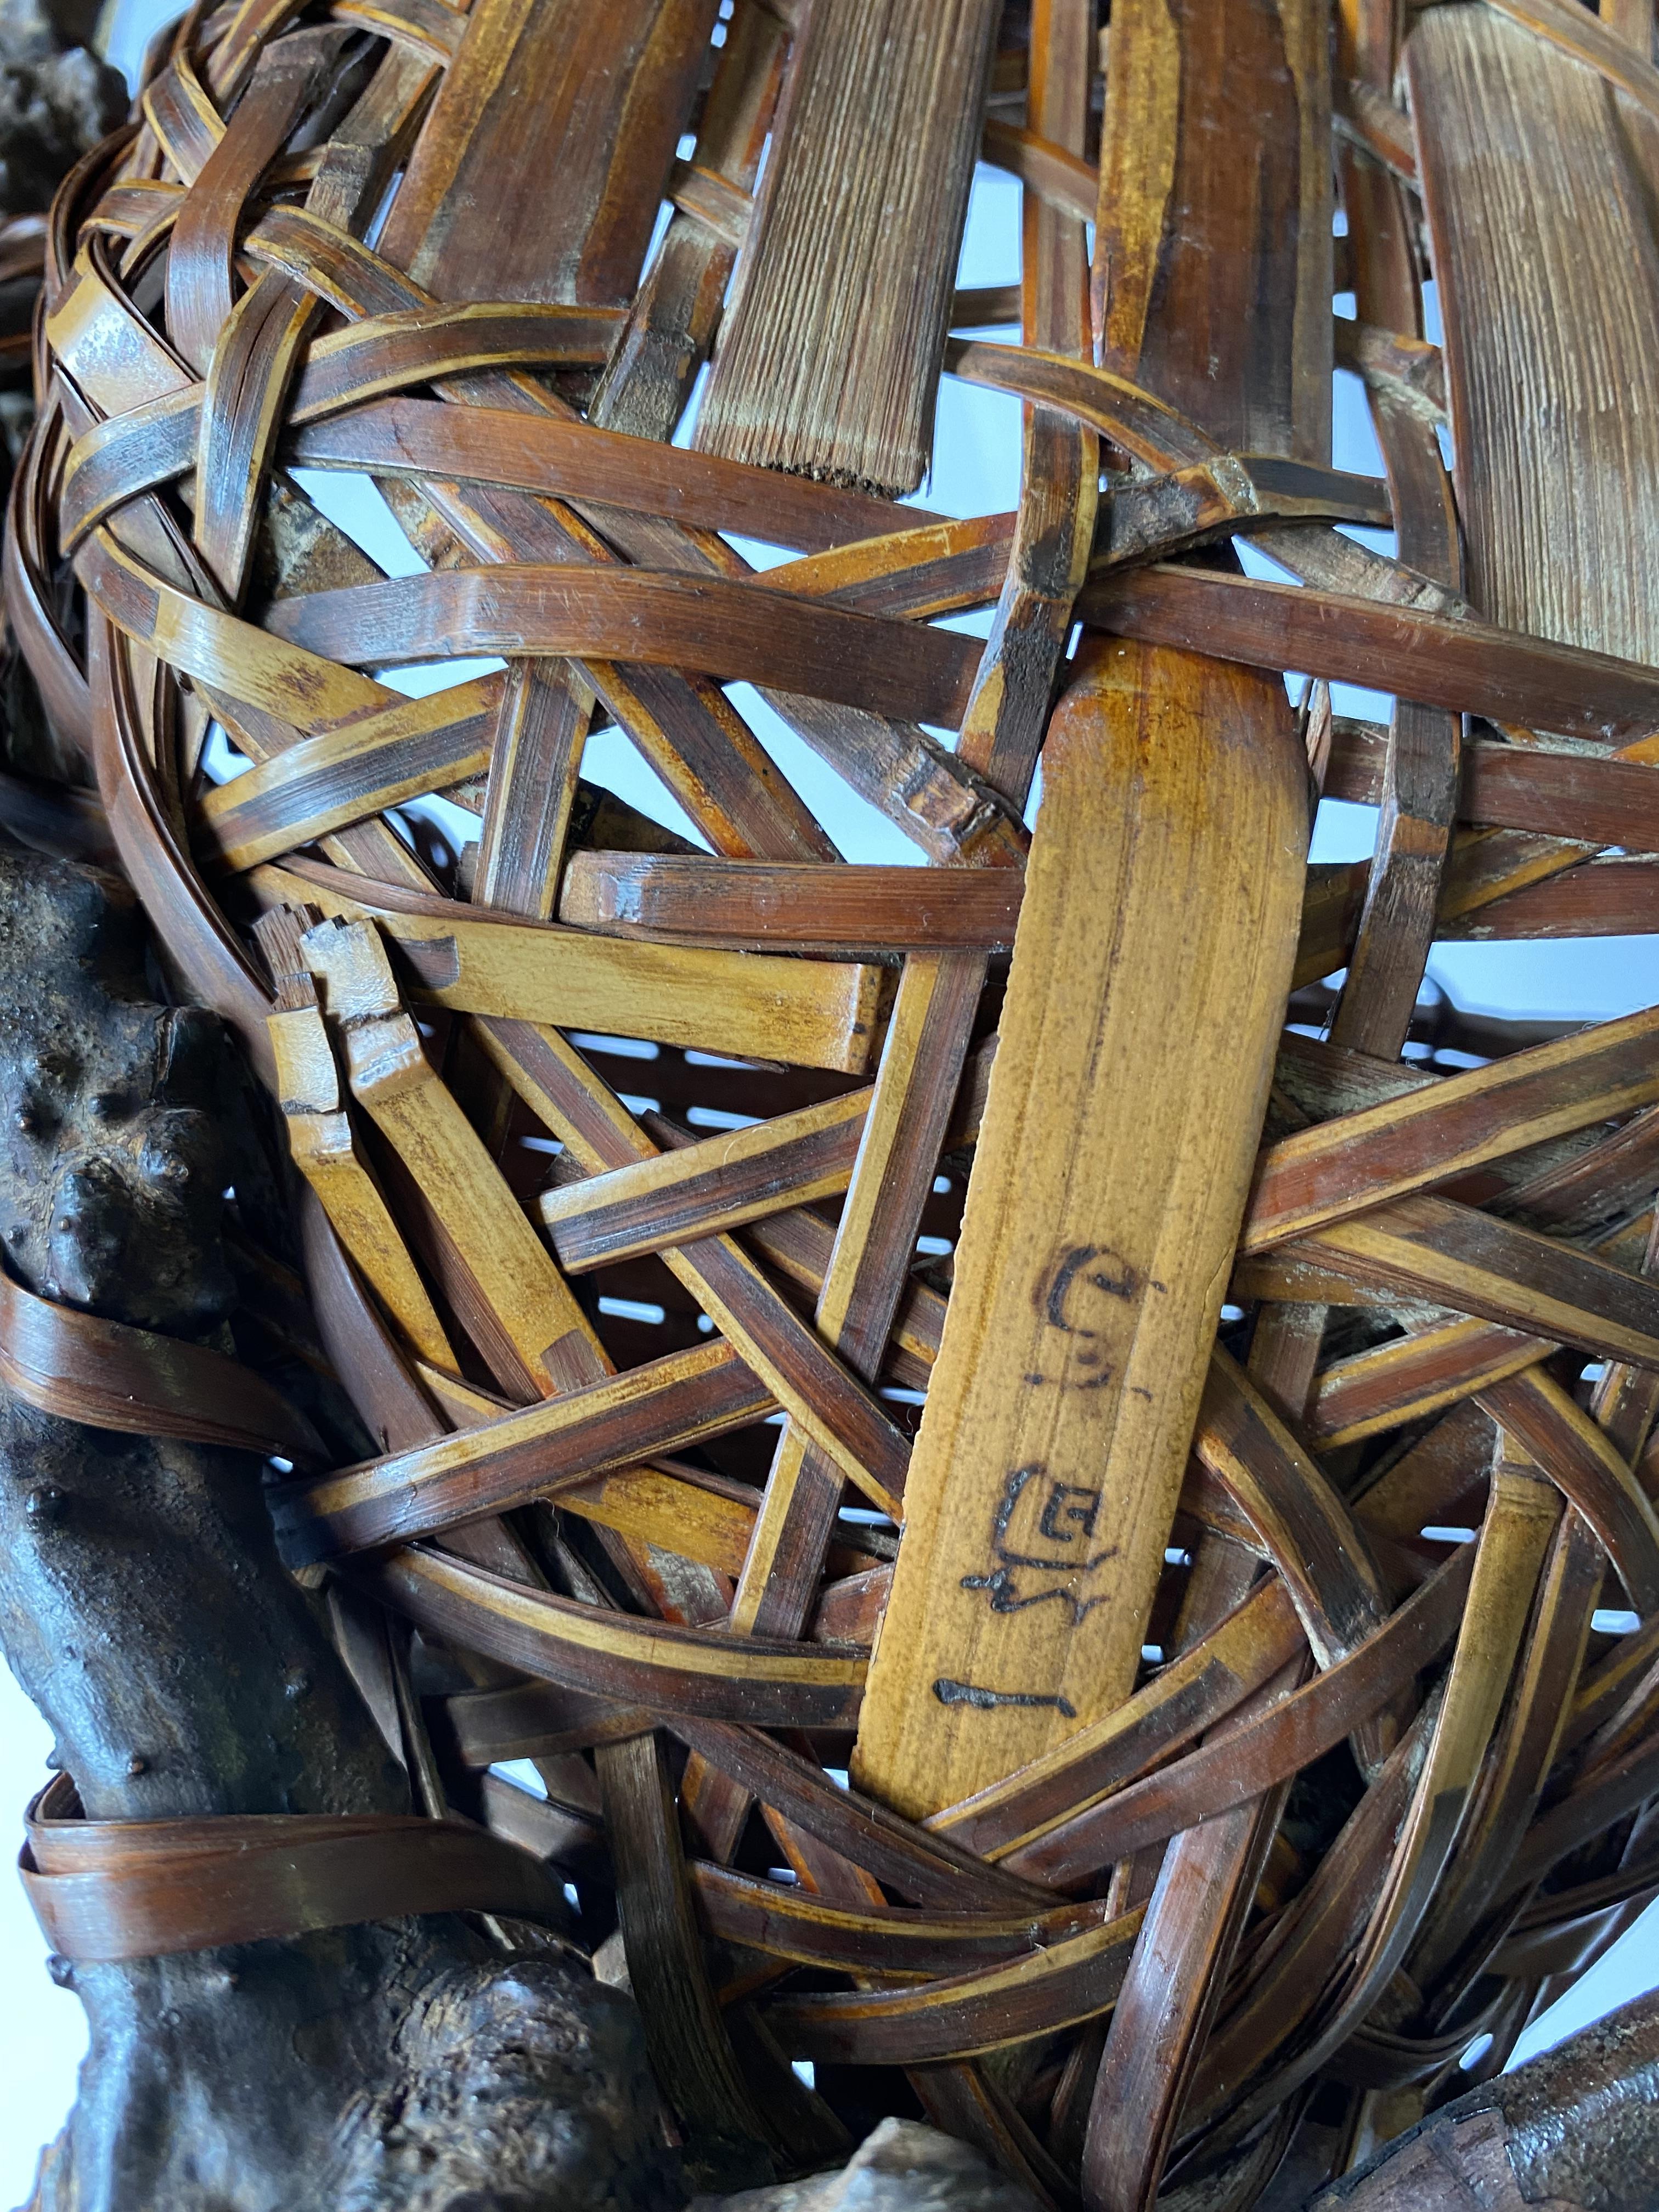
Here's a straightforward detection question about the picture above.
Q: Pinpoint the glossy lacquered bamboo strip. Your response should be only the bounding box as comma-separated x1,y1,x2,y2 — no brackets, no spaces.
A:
260,563,981,732
761,1906,1146,2068
250,859,883,1075
854,637,1305,1818
692,1861,1107,1980
930,1577,1305,1862
1244,1003,1659,1252
364,1546,867,1729
1000,1554,1469,1886
270,1339,773,1563
1246,1193,1659,1370
196,676,501,871
1081,562,1659,743
559,854,1025,952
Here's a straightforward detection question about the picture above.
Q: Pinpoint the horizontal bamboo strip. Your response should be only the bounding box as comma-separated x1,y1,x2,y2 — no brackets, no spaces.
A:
367,1547,867,1729
250,860,884,1074
260,565,981,730
539,1089,871,1272
560,854,1024,951
1245,1005,1659,1251
1081,563,1659,742
270,1340,773,1563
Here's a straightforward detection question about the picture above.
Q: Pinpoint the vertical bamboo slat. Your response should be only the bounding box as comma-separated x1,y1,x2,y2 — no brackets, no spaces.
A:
693,0,1001,495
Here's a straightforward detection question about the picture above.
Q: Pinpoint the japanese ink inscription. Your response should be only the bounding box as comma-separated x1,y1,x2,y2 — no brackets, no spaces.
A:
851,638,1306,1821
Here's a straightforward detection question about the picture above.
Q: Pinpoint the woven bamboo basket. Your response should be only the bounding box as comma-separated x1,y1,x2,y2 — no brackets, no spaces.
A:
7,0,1659,2203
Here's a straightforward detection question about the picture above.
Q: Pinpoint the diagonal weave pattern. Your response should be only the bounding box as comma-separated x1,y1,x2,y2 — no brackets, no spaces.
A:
5,0,1659,2203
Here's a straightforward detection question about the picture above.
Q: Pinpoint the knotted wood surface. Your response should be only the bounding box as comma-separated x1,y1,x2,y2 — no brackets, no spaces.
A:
5,0,1659,2205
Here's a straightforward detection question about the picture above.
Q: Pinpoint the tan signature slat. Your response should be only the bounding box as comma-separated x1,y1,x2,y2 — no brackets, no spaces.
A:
250,857,883,1075
853,637,1305,1819
1244,1004,1659,1253
559,853,1024,952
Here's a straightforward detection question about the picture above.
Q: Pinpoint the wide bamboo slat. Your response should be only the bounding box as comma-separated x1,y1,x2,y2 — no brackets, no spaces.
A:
9,0,1659,2199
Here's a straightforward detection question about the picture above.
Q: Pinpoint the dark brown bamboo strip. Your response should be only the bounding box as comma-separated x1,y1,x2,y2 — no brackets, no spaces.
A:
1324,728,1659,862
760,1908,1146,2068
289,396,928,554
952,0,1097,811
693,0,1000,496
668,1717,1043,1915
1244,1005,1659,1253
1194,1350,1390,1669
538,1089,871,1274
1079,563,1659,742
692,1863,1107,1980
589,0,783,441
929,1578,1305,1864
259,565,980,731
364,1547,868,1730
270,1340,774,1563
376,0,714,309
245,202,844,870
558,855,1025,952
1251,1194,1659,1370
1476,1369,1659,1614
1327,134,1462,1062
1092,0,1332,463
595,1730,780,2182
